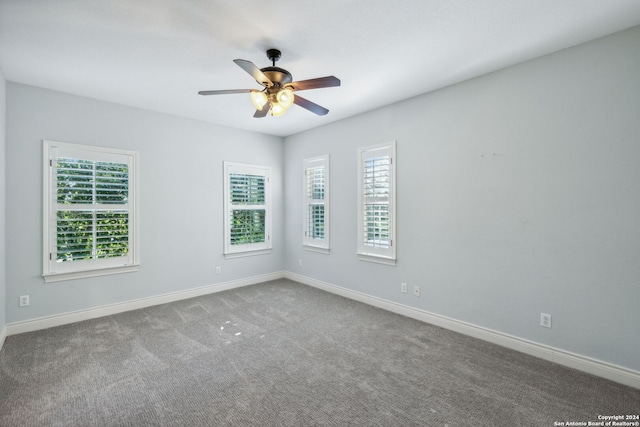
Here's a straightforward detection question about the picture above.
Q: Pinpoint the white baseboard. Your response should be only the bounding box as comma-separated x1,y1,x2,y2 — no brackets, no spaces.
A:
6,271,285,336
0,325,6,352
5,270,639,389
284,271,640,390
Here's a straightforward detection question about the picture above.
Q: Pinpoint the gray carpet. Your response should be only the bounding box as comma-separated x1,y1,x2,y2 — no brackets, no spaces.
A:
0,279,638,426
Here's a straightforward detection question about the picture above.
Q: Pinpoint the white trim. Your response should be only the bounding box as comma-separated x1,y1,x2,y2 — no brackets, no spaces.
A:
0,325,6,351
223,161,272,256
357,253,396,266
304,246,330,255
7,270,639,389
42,140,140,281
284,271,640,390
43,264,139,283
302,154,330,251
357,141,396,263
224,249,272,259
6,271,284,336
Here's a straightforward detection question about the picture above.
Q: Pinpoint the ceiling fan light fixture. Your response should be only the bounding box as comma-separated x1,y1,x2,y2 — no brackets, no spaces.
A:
270,103,286,116
250,90,268,109
276,88,295,108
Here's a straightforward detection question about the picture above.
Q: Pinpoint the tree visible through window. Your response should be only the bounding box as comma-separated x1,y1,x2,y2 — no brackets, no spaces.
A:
224,162,271,257
230,173,266,245
56,158,129,262
43,141,139,282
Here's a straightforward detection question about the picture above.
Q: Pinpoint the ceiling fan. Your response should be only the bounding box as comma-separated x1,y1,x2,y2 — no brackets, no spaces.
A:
198,49,340,118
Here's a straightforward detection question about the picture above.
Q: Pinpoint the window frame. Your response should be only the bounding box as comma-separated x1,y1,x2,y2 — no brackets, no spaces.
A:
42,140,139,283
356,141,397,266
302,155,330,253
223,161,272,258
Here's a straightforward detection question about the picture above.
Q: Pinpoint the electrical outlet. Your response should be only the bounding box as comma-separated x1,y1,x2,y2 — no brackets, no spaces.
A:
540,313,552,328
413,285,420,297
20,295,30,307
298,259,303,266
215,266,221,275
401,283,407,293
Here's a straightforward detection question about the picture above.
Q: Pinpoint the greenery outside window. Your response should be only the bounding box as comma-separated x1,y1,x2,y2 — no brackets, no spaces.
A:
223,162,272,257
43,140,139,282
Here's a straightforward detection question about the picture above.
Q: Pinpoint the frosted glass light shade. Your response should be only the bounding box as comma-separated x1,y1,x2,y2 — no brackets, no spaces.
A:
270,103,286,116
276,88,295,108
250,90,268,109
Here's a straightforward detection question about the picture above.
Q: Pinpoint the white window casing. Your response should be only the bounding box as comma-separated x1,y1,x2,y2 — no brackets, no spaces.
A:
223,162,272,258
357,141,396,265
43,140,139,282
302,155,330,253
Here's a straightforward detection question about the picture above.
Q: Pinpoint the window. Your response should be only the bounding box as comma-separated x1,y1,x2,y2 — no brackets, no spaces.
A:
43,140,139,282
224,162,271,257
302,155,329,253
357,141,396,265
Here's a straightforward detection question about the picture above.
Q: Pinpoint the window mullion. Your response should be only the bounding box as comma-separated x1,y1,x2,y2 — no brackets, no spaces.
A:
49,152,58,265
230,204,263,209
91,210,97,260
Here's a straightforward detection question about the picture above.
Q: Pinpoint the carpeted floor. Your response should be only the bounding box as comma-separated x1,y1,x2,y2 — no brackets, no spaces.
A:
0,279,638,426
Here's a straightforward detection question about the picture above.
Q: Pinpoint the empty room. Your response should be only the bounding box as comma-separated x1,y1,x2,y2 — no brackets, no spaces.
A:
0,1,639,425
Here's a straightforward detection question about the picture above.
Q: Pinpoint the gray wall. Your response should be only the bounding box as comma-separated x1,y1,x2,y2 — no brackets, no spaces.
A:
5,83,284,323
0,68,6,336
284,26,640,372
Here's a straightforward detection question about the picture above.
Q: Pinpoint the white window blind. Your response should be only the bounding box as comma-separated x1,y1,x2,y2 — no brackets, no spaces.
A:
43,141,139,282
357,142,396,265
224,162,271,257
303,155,329,252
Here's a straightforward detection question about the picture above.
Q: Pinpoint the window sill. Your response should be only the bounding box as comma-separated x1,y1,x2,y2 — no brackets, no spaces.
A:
357,253,396,266
224,248,272,259
303,245,330,255
43,264,139,283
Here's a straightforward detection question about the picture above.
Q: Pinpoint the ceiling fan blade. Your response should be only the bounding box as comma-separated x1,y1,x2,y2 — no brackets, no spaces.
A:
234,59,273,87
198,89,252,95
253,103,270,118
287,76,340,91
294,95,329,116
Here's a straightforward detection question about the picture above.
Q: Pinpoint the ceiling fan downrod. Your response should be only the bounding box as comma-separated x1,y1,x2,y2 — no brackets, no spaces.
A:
266,49,281,67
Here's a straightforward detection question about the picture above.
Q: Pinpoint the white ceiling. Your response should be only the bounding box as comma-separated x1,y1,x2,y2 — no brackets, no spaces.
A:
1,0,640,137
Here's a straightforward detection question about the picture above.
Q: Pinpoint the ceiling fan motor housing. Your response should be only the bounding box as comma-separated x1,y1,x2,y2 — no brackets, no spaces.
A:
261,49,292,87
261,67,293,87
